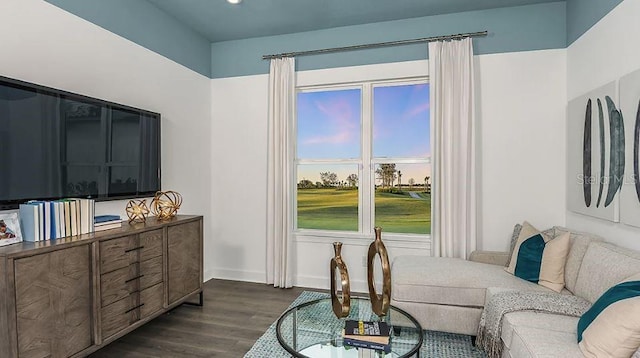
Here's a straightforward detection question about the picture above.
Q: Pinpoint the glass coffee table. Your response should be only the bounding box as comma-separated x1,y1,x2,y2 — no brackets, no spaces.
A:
276,297,423,357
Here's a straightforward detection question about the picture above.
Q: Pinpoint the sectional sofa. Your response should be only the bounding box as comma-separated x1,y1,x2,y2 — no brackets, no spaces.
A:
391,226,640,357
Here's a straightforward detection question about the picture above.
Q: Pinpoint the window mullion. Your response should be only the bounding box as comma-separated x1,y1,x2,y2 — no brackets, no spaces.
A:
361,83,373,236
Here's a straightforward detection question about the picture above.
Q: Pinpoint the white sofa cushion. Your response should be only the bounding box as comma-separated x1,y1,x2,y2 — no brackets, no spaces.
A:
552,226,603,294
392,256,549,307
501,311,579,353
507,325,584,358
574,242,640,303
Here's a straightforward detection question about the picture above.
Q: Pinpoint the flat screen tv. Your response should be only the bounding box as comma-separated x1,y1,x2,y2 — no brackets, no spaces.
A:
0,76,161,209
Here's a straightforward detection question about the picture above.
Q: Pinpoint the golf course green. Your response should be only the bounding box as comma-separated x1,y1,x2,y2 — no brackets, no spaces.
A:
297,188,431,234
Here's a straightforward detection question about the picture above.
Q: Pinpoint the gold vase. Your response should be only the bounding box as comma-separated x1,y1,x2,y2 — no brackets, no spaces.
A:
367,227,391,317
330,242,351,318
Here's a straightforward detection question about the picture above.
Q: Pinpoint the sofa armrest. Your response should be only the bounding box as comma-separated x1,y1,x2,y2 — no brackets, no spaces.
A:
468,250,510,266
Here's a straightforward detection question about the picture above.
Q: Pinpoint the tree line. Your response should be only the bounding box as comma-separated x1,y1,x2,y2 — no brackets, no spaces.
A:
298,163,430,192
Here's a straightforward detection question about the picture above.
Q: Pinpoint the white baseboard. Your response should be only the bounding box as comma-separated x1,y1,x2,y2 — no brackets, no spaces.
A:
206,267,266,283
207,269,373,295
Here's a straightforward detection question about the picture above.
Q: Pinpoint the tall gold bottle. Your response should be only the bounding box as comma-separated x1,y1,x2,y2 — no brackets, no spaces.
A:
330,242,351,318
367,227,391,317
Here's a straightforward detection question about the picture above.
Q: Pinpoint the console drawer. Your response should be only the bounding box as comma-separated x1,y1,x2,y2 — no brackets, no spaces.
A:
140,255,163,290
101,295,141,339
100,235,138,273
139,229,163,261
140,282,164,319
100,231,163,274
100,264,141,307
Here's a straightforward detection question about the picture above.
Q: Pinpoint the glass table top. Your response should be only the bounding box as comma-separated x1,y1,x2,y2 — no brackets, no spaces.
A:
276,297,423,358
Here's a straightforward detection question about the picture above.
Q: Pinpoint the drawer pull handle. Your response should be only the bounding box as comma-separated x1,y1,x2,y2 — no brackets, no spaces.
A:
128,290,140,296
125,274,145,283
124,303,145,314
125,246,145,253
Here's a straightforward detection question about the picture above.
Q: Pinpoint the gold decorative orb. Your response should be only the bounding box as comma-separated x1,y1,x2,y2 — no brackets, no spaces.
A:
367,227,391,317
151,190,183,220
126,199,150,223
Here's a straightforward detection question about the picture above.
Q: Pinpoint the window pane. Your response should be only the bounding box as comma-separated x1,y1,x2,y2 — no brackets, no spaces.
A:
373,84,430,158
297,164,359,231
375,163,431,234
297,89,361,159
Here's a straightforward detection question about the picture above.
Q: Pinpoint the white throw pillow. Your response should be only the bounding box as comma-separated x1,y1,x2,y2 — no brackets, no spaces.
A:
578,273,640,358
505,221,570,292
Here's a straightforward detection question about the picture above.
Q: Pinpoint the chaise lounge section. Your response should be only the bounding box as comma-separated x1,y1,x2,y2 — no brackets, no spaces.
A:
391,226,640,357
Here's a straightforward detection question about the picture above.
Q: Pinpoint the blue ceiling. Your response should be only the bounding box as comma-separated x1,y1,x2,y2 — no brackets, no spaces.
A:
146,0,560,42
45,0,623,78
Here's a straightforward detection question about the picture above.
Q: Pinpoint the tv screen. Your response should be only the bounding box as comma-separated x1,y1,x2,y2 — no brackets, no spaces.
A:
0,76,161,209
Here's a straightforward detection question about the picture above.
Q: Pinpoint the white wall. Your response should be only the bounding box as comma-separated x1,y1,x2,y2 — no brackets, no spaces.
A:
477,49,567,250
566,0,640,250
210,49,567,291
0,0,214,275
210,74,269,282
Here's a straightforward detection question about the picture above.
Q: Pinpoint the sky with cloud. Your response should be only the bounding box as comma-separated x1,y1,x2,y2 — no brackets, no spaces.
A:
297,83,430,184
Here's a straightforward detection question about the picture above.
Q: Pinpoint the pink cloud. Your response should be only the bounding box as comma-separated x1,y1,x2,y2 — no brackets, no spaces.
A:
303,98,358,145
405,102,430,119
304,131,352,145
316,99,357,128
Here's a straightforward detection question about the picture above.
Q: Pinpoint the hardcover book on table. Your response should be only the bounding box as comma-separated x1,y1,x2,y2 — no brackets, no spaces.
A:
342,337,391,353
342,320,391,346
344,320,390,336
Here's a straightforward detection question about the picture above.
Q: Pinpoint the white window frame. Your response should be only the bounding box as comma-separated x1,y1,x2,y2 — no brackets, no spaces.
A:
293,76,430,244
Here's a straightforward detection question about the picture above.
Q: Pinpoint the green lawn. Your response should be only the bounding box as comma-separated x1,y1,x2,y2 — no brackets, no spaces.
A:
297,188,431,234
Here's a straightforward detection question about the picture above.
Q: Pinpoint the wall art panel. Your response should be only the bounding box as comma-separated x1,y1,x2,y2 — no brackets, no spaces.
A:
567,81,620,222
619,69,640,227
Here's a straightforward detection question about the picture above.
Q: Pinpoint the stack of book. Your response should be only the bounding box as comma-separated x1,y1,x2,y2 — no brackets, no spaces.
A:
342,319,391,354
19,198,95,242
94,215,122,232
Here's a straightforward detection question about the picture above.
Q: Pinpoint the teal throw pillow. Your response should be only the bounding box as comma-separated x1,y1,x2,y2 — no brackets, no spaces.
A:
577,273,640,358
514,233,545,283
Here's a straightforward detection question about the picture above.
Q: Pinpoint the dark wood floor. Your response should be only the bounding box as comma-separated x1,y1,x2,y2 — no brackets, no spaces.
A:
89,279,307,358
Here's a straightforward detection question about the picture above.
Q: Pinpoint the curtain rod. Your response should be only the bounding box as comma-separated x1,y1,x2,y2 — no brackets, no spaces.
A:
262,30,488,60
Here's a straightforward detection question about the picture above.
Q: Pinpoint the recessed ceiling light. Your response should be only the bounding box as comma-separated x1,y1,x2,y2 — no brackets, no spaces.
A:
227,0,242,4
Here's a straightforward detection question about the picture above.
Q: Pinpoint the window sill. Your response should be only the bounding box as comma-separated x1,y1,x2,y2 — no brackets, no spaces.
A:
293,229,431,249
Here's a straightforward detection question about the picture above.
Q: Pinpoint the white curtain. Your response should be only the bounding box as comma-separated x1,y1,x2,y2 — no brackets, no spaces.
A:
429,37,477,259
266,57,295,288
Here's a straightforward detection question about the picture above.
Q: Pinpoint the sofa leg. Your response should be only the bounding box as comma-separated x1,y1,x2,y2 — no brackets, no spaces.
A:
471,335,477,347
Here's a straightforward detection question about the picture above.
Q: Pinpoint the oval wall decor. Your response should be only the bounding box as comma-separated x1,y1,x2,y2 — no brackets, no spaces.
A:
634,99,640,203
596,98,606,208
604,96,625,208
583,98,592,207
